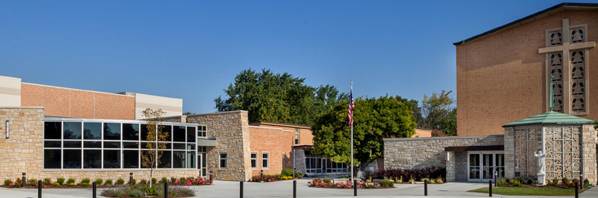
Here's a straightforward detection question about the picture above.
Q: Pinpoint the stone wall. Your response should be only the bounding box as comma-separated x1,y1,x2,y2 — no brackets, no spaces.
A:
582,124,597,185
187,111,252,181
504,127,515,178
384,135,504,170
0,107,206,183
293,148,306,176
0,107,45,182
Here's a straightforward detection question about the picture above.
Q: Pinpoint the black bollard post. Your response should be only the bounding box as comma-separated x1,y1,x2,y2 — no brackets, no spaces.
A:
260,170,264,182
293,180,297,198
580,175,584,190
164,182,168,198
22,173,26,188
38,180,42,198
575,181,579,198
130,173,134,185
93,182,97,198
353,180,357,196
240,181,244,198
424,180,428,196
489,180,492,197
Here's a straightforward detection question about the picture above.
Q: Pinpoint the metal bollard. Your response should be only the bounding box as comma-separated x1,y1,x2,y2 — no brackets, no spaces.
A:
424,180,428,196
130,173,134,185
164,182,168,198
489,180,492,197
260,170,264,182
575,181,579,198
293,180,297,198
93,182,97,198
38,180,42,198
22,173,26,188
580,175,584,190
240,181,244,198
353,180,357,196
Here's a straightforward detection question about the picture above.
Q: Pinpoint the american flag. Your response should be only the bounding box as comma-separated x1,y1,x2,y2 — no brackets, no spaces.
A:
348,84,355,127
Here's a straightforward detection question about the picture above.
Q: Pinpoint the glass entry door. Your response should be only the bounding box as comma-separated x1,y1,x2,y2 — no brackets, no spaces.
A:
468,151,504,182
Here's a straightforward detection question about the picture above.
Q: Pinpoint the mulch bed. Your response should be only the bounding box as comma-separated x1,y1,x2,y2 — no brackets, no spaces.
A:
308,186,395,189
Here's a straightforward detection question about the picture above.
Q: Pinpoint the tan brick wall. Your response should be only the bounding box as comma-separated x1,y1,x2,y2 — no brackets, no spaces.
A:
248,126,294,176
20,84,135,120
457,10,598,136
299,128,313,145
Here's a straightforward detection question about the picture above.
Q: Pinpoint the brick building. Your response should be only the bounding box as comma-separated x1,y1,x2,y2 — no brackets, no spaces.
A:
0,74,321,182
385,3,598,185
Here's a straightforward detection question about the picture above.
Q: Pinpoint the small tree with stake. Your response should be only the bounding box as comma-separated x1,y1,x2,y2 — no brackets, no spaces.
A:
141,108,169,187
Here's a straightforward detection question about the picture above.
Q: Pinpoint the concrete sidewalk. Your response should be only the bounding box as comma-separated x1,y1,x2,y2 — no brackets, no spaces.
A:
0,179,595,198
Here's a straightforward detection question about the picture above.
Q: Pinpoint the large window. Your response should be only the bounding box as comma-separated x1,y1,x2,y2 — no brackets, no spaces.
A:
43,120,199,170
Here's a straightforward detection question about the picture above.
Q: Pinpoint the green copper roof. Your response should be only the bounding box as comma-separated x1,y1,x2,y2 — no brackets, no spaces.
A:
503,111,596,127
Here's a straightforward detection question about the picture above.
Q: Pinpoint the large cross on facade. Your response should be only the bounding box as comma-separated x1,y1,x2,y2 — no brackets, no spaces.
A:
539,18,595,115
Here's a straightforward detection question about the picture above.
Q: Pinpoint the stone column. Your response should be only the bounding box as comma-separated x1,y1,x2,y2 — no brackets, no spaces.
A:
504,127,515,178
446,151,456,182
582,124,597,185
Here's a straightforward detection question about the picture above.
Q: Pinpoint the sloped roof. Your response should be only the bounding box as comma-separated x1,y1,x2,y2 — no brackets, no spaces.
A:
454,3,598,46
502,111,595,127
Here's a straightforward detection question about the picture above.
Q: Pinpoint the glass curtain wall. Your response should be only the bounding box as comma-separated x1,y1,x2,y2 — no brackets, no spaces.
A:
43,118,203,170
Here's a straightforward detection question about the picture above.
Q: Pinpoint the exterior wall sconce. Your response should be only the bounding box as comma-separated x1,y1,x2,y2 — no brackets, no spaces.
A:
445,152,450,161
5,120,9,139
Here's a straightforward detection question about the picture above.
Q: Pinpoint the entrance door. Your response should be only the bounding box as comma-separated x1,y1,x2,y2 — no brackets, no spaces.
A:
468,151,504,182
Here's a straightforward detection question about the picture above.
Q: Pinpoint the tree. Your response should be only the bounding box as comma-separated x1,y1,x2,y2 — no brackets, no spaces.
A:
311,95,417,175
141,108,169,187
419,90,457,136
215,68,345,126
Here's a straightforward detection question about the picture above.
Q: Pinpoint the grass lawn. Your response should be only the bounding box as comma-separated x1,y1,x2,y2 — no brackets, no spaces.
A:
468,187,585,196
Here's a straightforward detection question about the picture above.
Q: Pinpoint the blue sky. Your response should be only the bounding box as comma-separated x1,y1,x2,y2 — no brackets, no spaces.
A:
1,0,594,113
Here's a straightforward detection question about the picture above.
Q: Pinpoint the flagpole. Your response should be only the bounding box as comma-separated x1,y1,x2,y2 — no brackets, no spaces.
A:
350,80,354,183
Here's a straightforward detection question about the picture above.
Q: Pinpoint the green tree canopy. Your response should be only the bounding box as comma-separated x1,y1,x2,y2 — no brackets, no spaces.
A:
311,95,417,171
215,68,346,125
419,90,457,136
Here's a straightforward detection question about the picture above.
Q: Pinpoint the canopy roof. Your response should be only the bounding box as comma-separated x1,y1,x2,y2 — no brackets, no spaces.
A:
503,111,595,127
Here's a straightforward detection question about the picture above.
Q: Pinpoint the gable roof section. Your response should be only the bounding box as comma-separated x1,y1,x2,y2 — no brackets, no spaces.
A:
502,111,595,127
454,3,598,46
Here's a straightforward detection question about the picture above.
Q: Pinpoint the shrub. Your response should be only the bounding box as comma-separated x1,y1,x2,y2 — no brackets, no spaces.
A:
28,179,38,186
584,178,590,187
323,178,331,183
104,179,113,186
281,168,293,177
95,179,103,185
52,182,59,187
140,179,148,185
57,178,65,185
372,167,446,182
162,177,168,184
294,171,303,179
4,179,12,186
512,179,522,187
81,178,90,184
380,181,394,187
562,177,570,186
527,178,533,185
429,178,436,184
170,177,176,183
436,177,444,184
152,178,157,184
43,178,51,185
180,177,187,184
131,178,137,185
117,178,125,185
67,178,75,184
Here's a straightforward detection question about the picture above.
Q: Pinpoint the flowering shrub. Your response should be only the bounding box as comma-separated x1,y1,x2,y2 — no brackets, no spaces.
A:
251,175,276,182
172,177,213,186
308,179,385,189
8,180,22,188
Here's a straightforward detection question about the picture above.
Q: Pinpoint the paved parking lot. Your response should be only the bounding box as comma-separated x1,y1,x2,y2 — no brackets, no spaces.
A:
0,179,597,198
